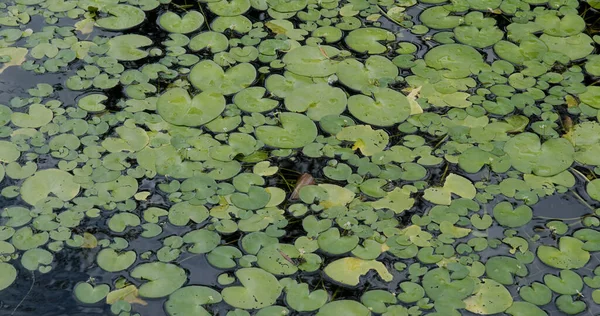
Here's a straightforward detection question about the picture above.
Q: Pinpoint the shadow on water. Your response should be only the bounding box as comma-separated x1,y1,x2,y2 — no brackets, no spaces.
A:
0,66,78,106
0,247,109,316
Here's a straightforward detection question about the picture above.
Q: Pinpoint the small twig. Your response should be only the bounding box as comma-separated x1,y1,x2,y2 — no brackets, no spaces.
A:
197,4,211,31
12,271,35,315
570,189,595,212
376,5,404,27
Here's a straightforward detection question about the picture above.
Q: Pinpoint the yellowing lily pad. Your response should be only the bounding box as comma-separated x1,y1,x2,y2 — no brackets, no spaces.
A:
324,257,393,286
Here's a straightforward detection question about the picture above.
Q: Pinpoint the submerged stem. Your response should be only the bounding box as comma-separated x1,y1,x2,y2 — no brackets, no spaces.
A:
11,270,35,315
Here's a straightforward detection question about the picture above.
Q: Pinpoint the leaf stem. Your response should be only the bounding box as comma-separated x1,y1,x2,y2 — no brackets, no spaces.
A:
11,270,35,315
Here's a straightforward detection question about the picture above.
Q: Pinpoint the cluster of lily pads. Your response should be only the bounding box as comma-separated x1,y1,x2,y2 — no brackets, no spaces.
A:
1,0,600,314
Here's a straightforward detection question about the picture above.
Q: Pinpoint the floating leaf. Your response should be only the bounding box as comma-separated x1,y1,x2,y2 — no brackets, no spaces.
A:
464,279,513,315
222,268,282,309
0,263,17,291
255,112,317,148
130,262,187,298
106,285,148,305
324,257,393,286
165,286,222,316
157,88,225,127
537,237,590,270
159,11,204,34
20,169,80,205
74,283,110,304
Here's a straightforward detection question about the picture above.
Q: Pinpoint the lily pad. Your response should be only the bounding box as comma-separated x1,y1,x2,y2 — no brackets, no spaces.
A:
345,28,395,54
255,112,317,148
316,300,370,316
20,169,80,205
221,268,282,309
157,88,225,127
284,83,346,121
74,283,110,304
0,263,17,291
130,262,187,298
190,60,256,95
537,236,590,269
348,88,411,127
107,35,152,61
96,5,145,31
324,257,393,286
159,11,204,34
97,249,136,272
464,279,513,315
504,133,574,177
283,45,340,77
165,286,222,316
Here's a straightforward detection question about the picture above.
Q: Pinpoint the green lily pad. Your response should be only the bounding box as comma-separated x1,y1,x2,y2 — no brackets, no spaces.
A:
504,132,574,177
420,6,463,29
345,28,395,54
536,13,585,37
282,279,328,312
316,300,370,316
78,94,107,112
207,0,250,16
222,268,282,309
165,286,222,316
20,169,80,205
348,88,411,127
519,282,552,306
95,5,145,31
506,302,548,316
190,60,256,95
0,141,20,163
21,248,53,272
0,263,17,291
284,83,346,121
189,31,229,53
168,201,209,226
540,33,594,61
233,87,279,113
107,34,152,61
318,228,359,255
283,45,340,77
337,56,398,94
183,229,220,254
492,202,533,228
255,112,317,148
257,244,299,275
159,11,204,34
424,44,484,78
544,270,583,295
464,279,513,315
537,236,590,269
74,282,110,304
130,262,187,298
96,249,136,272
11,103,53,128
494,37,548,65
157,88,225,127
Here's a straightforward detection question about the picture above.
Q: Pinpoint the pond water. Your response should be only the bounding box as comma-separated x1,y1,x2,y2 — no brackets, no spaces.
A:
1,0,600,315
